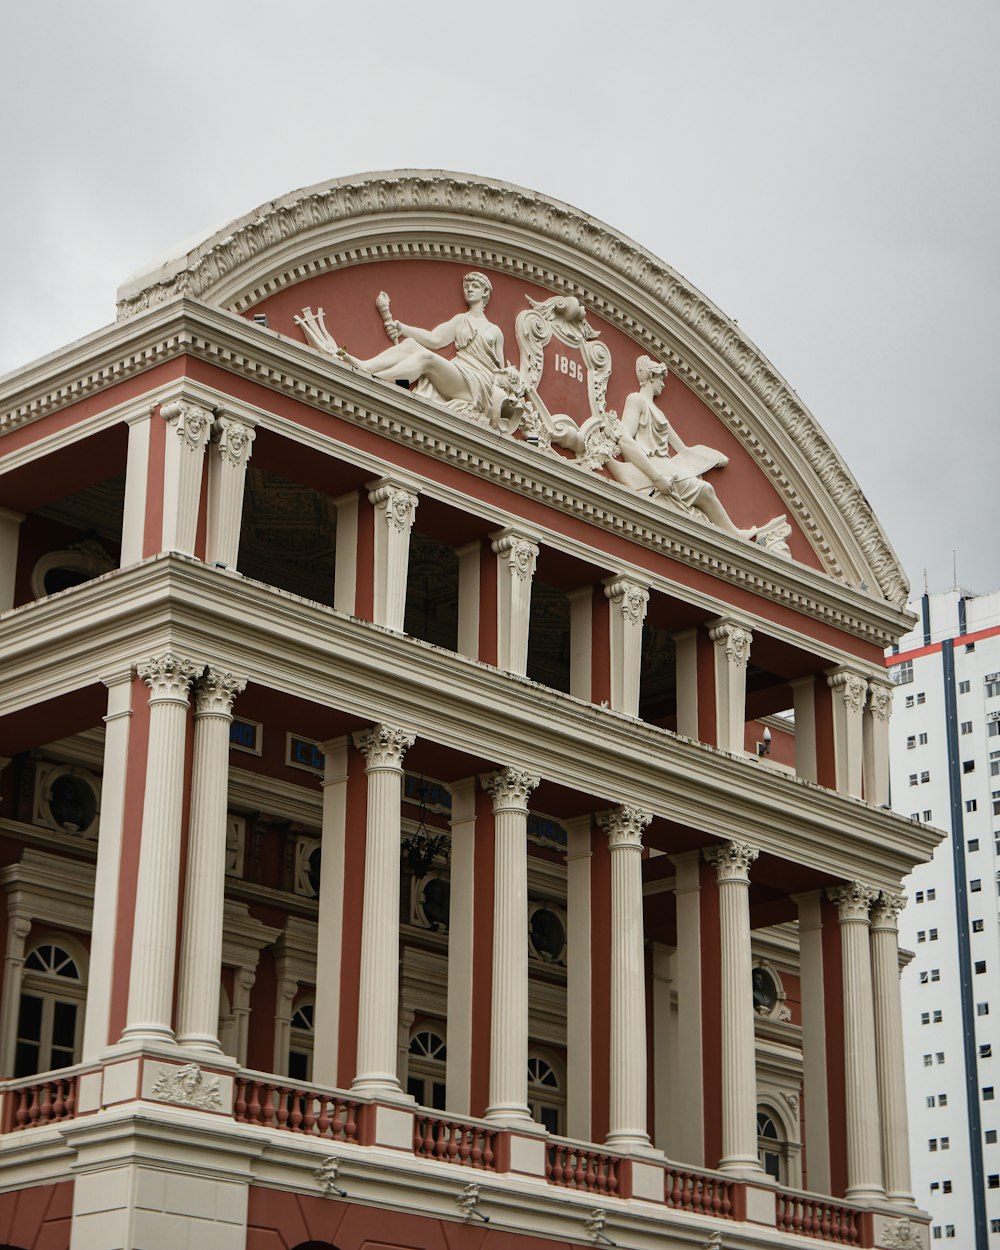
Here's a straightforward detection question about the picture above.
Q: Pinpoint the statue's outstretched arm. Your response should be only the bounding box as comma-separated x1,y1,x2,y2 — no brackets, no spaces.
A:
395,315,461,352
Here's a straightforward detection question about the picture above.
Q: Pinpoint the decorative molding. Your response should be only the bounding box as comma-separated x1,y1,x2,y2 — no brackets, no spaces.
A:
150,1062,222,1110
368,480,418,533
109,171,908,607
213,414,256,466
193,668,246,717
708,620,753,665
870,890,906,929
828,881,878,922
604,578,650,623
704,840,759,882
868,682,894,722
160,400,212,451
481,767,539,811
491,531,539,581
137,652,198,703
352,723,415,770
596,805,651,850
875,1215,922,1249
828,669,868,713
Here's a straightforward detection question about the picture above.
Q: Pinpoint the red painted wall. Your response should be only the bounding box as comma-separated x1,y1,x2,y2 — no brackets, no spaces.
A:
0,1180,72,1250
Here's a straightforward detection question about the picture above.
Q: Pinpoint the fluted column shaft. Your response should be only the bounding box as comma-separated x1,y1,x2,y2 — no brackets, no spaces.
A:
160,401,212,556
122,653,198,1043
482,767,539,1124
706,840,761,1173
598,805,652,1149
871,892,913,1203
603,578,650,716
863,682,893,808
491,530,538,675
826,668,868,798
708,620,752,753
206,415,255,570
829,882,885,1200
351,725,415,1096
367,479,418,631
176,668,246,1050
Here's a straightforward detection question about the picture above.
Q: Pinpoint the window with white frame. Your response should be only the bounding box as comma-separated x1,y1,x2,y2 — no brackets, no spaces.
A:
527,1052,565,1135
756,1107,791,1183
288,999,314,1082
959,680,971,694
986,677,1000,698
407,1027,447,1110
891,660,913,686
15,939,87,1078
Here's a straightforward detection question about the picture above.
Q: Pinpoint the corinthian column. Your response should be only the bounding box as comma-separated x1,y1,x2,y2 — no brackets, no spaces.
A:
863,682,893,808
708,619,752,753
122,652,199,1043
206,414,256,570
603,578,650,716
481,767,539,1124
828,882,884,1200
870,891,913,1203
826,668,868,798
704,840,761,1174
351,724,415,1097
160,401,212,556
176,667,246,1051
597,804,653,1150
367,478,418,631
491,530,538,675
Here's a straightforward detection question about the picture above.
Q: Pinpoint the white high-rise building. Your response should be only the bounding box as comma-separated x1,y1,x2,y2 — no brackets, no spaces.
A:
889,588,1000,1248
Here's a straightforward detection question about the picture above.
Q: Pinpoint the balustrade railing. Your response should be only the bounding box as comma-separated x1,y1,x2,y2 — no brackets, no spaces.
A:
776,1191,862,1244
413,1114,498,1169
663,1166,736,1218
2,1073,78,1131
546,1141,620,1194
233,1074,360,1142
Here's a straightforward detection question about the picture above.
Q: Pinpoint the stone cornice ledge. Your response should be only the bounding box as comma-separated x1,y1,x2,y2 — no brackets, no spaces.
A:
0,556,941,888
109,169,909,608
0,299,913,648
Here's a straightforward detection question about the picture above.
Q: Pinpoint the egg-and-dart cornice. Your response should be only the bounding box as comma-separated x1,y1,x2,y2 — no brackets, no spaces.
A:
113,170,909,609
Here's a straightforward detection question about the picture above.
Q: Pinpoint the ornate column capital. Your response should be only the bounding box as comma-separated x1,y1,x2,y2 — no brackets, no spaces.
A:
596,804,651,850
193,668,247,718
704,839,759,883
352,724,415,771
137,652,198,704
708,619,753,665
491,530,539,581
161,400,213,452
481,767,540,813
828,881,879,922
868,681,894,723
367,479,418,532
603,577,650,624
827,668,869,713
870,890,906,930
212,415,256,466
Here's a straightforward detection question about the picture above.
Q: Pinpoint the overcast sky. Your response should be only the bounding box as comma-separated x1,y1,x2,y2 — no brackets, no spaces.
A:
2,1,996,601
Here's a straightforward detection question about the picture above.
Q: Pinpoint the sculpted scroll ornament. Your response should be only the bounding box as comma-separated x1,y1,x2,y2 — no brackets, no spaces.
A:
137,653,199,702
868,683,894,722
828,881,878,922
213,416,255,466
829,671,868,713
161,401,212,452
368,482,418,533
604,579,649,624
491,532,539,582
709,621,753,665
704,840,759,882
481,767,540,811
150,1063,222,1111
353,724,415,770
596,805,651,850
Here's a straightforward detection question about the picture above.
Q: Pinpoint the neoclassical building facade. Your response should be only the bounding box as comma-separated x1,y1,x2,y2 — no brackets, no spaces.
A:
0,172,935,1249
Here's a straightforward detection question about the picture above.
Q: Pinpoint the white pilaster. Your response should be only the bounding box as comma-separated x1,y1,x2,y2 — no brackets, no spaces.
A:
793,890,831,1195
456,541,481,660
826,668,868,798
565,814,592,1141
312,737,349,1087
122,652,199,1044
160,401,212,556
120,411,152,567
367,478,418,631
445,778,477,1114
828,881,884,1201
490,529,538,676
870,891,913,1204
176,668,246,1051
0,916,32,1075
481,767,539,1125
206,415,256,570
82,670,133,1059
651,942,676,1153
704,840,762,1175
567,587,593,702
231,967,255,1066
351,724,415,1097
708,619,752,754
332,492,359,615
863,681,893,808
790,676,818,784
670,850,705,1166
672,628,699,740
0,506,24,612
603,578,649,717
597,804,653,1151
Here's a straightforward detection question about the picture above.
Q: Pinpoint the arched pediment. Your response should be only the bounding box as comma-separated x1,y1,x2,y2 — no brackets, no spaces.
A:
117,170,908,606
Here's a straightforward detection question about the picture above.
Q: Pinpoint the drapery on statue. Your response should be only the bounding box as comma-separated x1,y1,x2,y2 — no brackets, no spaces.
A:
305,272,526,432
608,356,785,543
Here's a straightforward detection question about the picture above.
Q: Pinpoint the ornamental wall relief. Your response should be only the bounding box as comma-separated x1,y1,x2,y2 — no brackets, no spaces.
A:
287,263,793,558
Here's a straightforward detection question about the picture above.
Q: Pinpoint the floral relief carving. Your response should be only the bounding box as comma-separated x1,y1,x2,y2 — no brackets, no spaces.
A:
352,724,415,770
704,840,759,882
137,653,199,703
160,401,212,452
481,767,539,811
596,805,651,850
150,1062,222,1111
193,668,246,717
827,881,878,922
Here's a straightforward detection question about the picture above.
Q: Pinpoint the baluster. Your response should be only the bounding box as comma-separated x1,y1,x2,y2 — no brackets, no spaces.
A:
330,1099,344,1139
424,1117,437,1156
584,1153,597,1192
447,1124,460,1161
234,1080,247,1121
51,1079,66,1121
344,1102,357,1142
261,1083,276,1127
247,1081,262,1125
301,1095,316,1135
275,1087,289,1129
316,1097,331,1137
481,1131,493,1170
14,1088,29,1129
28,1086,42,1126
288,1090,303,1131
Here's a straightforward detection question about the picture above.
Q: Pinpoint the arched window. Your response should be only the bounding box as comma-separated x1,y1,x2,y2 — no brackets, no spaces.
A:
288,999,314,1082
15,940,87,1079
528,1052,565,1135
407,1027,446,1110
757,1108,786,1182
